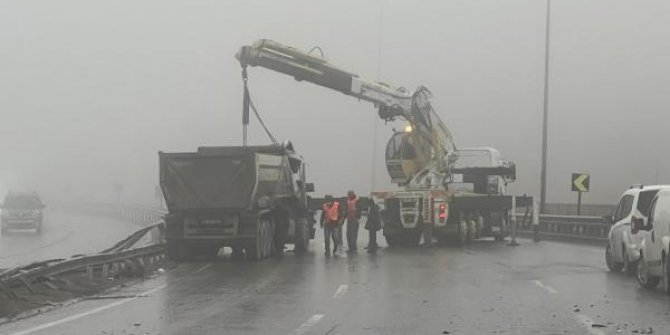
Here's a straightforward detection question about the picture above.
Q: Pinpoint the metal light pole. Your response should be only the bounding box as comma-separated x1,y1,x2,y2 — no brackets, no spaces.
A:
540,0,552,213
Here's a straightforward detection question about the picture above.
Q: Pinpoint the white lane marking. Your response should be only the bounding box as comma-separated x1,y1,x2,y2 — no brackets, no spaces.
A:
9,285,167,335
332,284,348,299
532,280,558,294
574,313,606,335
192,263,212,275
292,314,324,335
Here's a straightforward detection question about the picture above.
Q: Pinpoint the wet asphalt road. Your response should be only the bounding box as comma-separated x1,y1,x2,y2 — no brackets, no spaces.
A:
3,228,670,335
0,209,140,269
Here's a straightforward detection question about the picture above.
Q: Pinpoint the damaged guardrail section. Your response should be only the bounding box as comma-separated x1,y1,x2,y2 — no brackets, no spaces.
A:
0,205,167,301
516,213,608,242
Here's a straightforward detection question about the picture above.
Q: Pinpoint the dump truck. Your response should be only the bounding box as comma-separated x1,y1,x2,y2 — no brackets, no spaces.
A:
159,141,315,261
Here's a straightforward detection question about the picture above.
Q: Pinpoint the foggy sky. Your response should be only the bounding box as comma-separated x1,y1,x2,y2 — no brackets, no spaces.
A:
1,0,669,206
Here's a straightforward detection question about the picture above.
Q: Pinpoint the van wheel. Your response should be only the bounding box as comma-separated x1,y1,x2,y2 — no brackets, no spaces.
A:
637,253,660,289
605,244,624,272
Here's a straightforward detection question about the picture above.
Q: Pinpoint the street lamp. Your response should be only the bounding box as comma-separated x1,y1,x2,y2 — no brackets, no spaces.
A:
540,0,552,213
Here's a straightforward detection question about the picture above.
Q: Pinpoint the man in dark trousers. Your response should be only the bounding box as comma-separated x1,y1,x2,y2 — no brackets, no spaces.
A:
345,190,363,252
365,198,382,253
320,195,345,256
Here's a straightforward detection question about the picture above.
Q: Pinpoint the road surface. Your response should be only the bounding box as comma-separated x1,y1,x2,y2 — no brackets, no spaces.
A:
0,208,141,269
1,228,669,335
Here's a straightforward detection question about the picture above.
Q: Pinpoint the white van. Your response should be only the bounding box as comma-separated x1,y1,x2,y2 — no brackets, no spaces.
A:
604,185,670,274
634,188,670,293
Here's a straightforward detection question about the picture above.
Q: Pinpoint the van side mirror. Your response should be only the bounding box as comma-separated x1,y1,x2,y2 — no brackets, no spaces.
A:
602,215,614,224
305,183,315,193
631,217,645,234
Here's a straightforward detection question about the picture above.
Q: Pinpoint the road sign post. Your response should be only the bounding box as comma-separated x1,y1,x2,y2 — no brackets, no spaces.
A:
571,173,590,215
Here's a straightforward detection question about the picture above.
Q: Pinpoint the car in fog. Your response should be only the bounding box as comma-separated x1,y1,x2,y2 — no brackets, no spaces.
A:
633,188,670,292
604,185,669,273
0,191,46,234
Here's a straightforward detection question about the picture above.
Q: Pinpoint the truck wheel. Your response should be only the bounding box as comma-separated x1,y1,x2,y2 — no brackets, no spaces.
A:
247,218,273,261
35,222,43,234
458,220,468,245
605,244,624,272
294,218,309,254
467,220,476,242
637,253,660,289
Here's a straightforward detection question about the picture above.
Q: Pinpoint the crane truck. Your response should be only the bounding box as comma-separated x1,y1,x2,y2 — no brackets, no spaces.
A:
237,39,519,246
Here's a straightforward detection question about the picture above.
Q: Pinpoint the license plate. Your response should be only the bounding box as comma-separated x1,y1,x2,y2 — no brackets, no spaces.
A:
492,226,500,233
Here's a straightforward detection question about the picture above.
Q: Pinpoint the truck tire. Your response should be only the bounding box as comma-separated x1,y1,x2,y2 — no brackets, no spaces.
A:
247,218,274,261
458,220,468,245
294,218,309,254
467,220,476,242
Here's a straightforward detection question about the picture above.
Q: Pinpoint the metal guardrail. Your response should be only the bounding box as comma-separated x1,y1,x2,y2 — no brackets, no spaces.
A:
515,213,609,242
0,204,168,300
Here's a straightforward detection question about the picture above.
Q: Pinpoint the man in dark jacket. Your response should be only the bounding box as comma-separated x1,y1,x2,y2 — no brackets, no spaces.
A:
365,198,382,253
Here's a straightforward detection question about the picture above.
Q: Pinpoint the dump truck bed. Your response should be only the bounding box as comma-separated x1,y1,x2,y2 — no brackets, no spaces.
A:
159,145,294,212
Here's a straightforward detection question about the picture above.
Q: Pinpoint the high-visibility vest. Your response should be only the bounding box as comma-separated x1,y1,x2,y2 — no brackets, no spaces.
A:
323,202,340,223
346,197,359,220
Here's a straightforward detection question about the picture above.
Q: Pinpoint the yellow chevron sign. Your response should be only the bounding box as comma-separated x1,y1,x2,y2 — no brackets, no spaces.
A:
571,173,590,192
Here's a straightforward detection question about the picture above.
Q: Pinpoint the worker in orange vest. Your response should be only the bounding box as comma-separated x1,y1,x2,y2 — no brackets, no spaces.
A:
320,195,344,256
345,190,363,252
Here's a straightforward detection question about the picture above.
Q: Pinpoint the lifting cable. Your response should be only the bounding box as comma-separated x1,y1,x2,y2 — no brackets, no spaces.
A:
242,66,279,146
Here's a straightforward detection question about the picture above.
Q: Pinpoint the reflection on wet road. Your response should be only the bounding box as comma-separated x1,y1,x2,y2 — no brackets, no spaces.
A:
0,209,141,269
2,230,670,334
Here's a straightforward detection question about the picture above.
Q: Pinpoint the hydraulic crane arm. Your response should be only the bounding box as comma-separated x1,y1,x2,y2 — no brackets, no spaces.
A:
237,39,413,120
236,39,460,187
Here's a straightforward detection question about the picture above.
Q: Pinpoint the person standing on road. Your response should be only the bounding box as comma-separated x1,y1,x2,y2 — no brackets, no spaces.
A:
320,195,344,256
364,198,381,253
345,190,362,252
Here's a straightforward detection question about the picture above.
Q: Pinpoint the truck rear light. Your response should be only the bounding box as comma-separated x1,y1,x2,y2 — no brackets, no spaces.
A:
438,203,447,222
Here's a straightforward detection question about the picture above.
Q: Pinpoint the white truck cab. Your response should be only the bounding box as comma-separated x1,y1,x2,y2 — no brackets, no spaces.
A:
635,188,670,292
